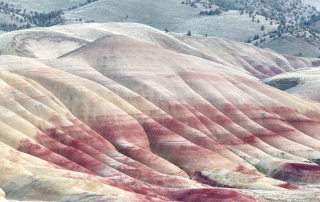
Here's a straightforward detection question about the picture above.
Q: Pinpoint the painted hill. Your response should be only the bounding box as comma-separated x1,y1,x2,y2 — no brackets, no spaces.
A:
1,23,320,201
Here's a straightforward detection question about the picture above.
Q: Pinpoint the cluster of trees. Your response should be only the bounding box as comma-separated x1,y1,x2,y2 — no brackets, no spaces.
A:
246,35,266,45
234,0,320,46
68,0,98,10
180,0,320,49
207,0,236,10
182,0,230,12
253,34,260,40
0,0,100,32
302,13,320,26
246,21,320,46
199,8,222,15
185,0,319,28
0,22,30,31
25,10,65,27
0,1,66,30
235,0,318,26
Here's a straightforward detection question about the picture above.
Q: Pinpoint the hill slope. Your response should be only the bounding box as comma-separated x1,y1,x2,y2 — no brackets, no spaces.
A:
1,23,320,201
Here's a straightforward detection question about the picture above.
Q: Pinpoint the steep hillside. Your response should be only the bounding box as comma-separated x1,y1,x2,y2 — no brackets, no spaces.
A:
1,23,320,201
259,34,320,57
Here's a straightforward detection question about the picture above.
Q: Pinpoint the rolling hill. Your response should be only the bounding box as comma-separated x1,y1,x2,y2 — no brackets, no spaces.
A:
1,23,320,201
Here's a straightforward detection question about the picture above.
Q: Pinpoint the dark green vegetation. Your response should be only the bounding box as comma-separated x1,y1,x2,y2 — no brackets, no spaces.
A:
67,0,98,11
0,0,98,31
265,78,300,91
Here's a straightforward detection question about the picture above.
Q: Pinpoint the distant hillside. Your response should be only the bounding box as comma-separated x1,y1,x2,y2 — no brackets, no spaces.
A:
1,0,320,57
